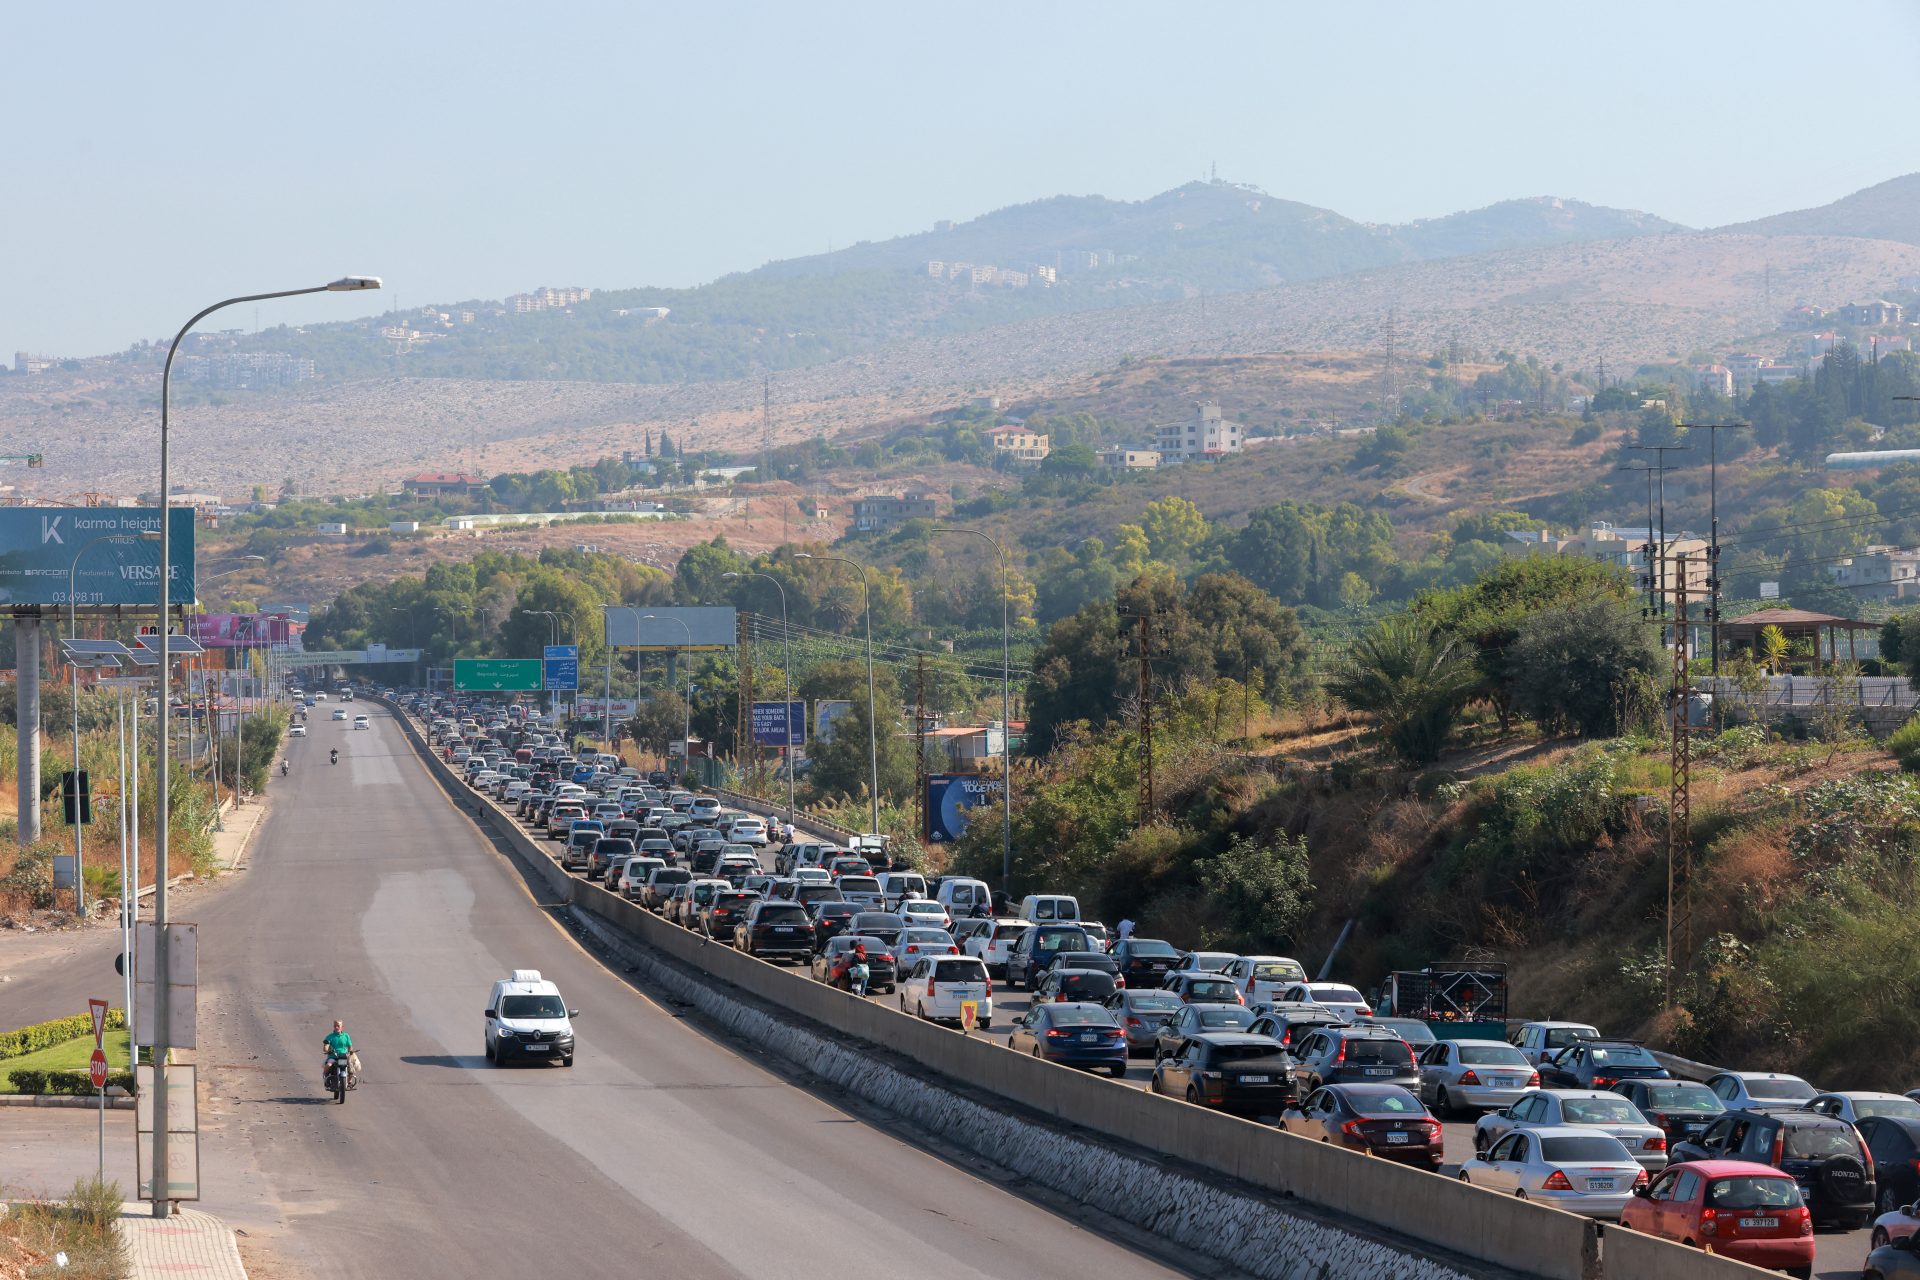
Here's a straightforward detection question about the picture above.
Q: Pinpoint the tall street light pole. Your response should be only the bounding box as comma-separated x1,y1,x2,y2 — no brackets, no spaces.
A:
935,527,1014,895
795,553,879,835
152,274,379,1220
724,571,795,826
642,615,693,779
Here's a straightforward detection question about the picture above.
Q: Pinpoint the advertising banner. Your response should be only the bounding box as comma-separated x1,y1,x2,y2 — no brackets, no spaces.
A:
604,606,736,651
454,658,543,691
287,648,422,666
544,644,580,691
186,613,294,648
0,508,194,607
751,700,806,747
572,697,639,719
925,774,1004,844
815,699,853,743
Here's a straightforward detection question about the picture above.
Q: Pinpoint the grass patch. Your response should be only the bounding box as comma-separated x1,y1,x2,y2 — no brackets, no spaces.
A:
0,1033,130,1093
1,1176,128,1279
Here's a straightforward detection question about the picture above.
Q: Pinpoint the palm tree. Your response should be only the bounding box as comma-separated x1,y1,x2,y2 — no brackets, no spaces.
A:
1758,624,1791,673
1328,619,1479,764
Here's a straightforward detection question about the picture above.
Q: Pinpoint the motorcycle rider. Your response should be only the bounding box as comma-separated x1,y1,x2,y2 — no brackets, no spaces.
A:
321,1019,356,1087
281,759,289,777
330,748,339,764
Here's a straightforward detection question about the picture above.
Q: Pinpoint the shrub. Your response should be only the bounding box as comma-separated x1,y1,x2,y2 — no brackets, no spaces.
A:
0,1010,127,1061
1889,718,1920,772
5,1069,135,1095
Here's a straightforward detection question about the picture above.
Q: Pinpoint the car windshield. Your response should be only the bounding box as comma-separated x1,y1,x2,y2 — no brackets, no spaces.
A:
1061,974,1116,996
1253,961,1305,980
1784,1127,1860,1160
653,870,690,884
1126,939,1181,957
1366,1018,1437,1045
1458,1045,1529,1066
903,929,951,945
1644,1084,1720,1112
1706,1176,1802,1209
904,900,942,912
1856,1097,1920,1119
1316,986,1365,1004
1047,1007,1115,1027
1128,993,1184,1012
1586,1044,1659,1067
1540,1135,1632,1163
1344,1039,1413,1067
1751,1078,1817,1102
1215,1043,1283,1064
1036,930,1090,952
855,914,906,931
1187,980,1238,997
1544,1027,1598,1048
500,994,566,1018
1562,1097,1640,1124
933,961,986,981
1197,1008,1256,1029
1056,952,1108,967
757,906,808,923
1351,1090,1422,1116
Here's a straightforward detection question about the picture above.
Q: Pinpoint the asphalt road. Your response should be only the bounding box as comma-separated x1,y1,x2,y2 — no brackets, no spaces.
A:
4,706,1194,1280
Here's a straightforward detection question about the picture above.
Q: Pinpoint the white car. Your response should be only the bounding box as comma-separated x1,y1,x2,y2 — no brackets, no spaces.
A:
1416,1039,1539,1116
331,708,348,721
967,919,1029,978
1276,982,1372,1021
352,714,370,730
1704,1070,1820,1111
725,818,769,846
1224,954,1308,1006
314,691,328,701
502,781,531,803
898,899,951,930
1474,1088,1668,1171
288,723,307,737
890,928,957,974
485,969,576,1067
616,857,667,900
1804,1091,1920,1124
1457,1126,1645,1219
898,955,992,1027
791,867,832,886
1507,1021,1601,1066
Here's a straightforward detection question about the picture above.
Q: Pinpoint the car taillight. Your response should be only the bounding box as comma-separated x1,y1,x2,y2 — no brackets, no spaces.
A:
1700,1207,1719,1236
927,979,937,997
1593,1075,1616,1088
1423,1120,1443,1142
984,980,993,996
1335,1041,1347,1064
1541,1170,1573,1191
1459,1070,1481,1087
1771,1131,1785,1167
1045,1028,1071,1037
1126,1016,1142,1027
1642,1135,1666,1151
1116,976,1126,989
1526,1070,1540,1087
1797,1210,1812,1237
1632,1169,1649,1189
1235,991,1245,1004
1357,1006,1372,1016
949,946,959,954
1341,1119,1368,1139
1861,1136,1876,1175
1055,994,1068,1002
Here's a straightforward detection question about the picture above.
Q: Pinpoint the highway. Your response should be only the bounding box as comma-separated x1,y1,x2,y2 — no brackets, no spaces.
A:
3,705,1195,1279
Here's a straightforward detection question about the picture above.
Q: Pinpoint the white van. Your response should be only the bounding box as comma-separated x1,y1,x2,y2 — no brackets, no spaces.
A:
935,877,993,918
876,871,928,908
1018,894,1080,923
484,969,577,1066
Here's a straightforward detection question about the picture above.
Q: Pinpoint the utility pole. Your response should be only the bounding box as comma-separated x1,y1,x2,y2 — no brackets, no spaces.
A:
1618,464,1662,622
736,613,753,791
1627,445,1690,630
761,375,772,486
1666,550,1695,1005
1675,423,1750,675
914,655,929,844
1135,613,1156,827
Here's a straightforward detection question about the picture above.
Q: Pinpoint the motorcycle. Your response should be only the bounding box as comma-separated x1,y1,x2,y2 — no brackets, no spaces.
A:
281,759,289,778
330,749,339,765
322,1053,356,1104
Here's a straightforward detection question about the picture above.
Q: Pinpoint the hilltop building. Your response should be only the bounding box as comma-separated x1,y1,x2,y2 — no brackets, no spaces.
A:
403,472,490,498
1829,546,1920,603
1155,401,1244,461
507,286,591,314
852,491,940,533
984,424,1050,465
1098,446,1161,471
1503,521,1709,610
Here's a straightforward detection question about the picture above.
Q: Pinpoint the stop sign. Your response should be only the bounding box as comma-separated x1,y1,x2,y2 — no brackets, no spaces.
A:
88,1049,108,1089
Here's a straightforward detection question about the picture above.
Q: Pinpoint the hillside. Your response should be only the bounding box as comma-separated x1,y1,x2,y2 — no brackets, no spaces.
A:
1719,172,1920,246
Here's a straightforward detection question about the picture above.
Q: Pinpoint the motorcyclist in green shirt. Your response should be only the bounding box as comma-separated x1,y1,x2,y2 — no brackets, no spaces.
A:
322,1020,355,1086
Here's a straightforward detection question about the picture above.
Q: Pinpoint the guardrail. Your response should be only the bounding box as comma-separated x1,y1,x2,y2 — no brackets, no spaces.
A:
711,786,862,842
384,699,1779,1280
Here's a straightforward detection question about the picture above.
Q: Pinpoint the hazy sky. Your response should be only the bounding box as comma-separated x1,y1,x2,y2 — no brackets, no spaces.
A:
7,1,1917,357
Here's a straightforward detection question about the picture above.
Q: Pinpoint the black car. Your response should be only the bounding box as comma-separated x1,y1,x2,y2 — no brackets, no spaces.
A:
848,911,906,947
1538,1038,1671,1090
1034,968,1119,1004
700,890,761,940
1044,950,1121,982
1671,1108,1875,1227
1153,1003,1257,1061
809,901,861,949
1151,1031,1295,1118
1860,1115,1920,1217
734,899,815,962
1111,937,1182,987
587,837,635,881
1613,1078,1725,1142
1006,924,1095,991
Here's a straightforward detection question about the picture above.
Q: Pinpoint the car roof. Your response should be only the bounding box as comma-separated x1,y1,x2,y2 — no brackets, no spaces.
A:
1049,967,1114,978
1728,1070,1809,1082
1328,1082,1415,1096
1191,1032,1284,1047
1680,1159,1803,1178
1825,1091,1910,1101
1524,1020,1599,1030
1443,1038,1520,1049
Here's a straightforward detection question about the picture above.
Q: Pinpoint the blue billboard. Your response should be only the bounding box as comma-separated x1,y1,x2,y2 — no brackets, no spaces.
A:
925,774,1004,844
0,508,195,607
543,644,579,691
751,700,805,747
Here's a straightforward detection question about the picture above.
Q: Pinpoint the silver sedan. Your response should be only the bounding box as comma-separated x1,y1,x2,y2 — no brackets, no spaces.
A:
1474,1088,1669,1171
1457,1126,1645,1219
1417,1039,1537,1117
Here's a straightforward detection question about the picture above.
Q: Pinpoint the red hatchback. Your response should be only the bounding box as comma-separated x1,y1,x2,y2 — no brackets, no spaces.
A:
1618,1159,1813,1278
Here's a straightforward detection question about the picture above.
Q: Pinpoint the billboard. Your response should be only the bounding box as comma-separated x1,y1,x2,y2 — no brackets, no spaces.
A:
572,697,639,720
0,508,194,607
925,774,1004,844
604,606,736,651
544,644,579,691
186,613,294,648
815,699,854,743
286,647,423,666
751,700,806,747
454,658,543,691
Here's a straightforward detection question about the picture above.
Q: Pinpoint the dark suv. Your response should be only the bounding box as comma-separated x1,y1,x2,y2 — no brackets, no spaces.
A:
1671,1108,1875,1227
734,899,815,961
1289,1024,1421,1095
1539,1038,1671,1090
1151,1031,1295,1118
1006,924,1094,991
1613,1078,1725,1142
1111,937,1182,986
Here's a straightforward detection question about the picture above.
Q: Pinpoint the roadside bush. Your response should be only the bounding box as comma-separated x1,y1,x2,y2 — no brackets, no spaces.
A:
1889,718,1920,772
0,1176,128,1280
0,1010,127,1061
1194,831,1313,953
7,1068,136,1095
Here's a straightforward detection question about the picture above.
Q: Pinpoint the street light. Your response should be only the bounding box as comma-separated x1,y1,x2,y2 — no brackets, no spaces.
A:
724,570,795,826
794,552,879,835
935,526,1014,895
641,614,693,778
152,274,378,1221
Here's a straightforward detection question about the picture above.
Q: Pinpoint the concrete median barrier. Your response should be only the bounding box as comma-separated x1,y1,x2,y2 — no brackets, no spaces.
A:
1596,1225,1783,1278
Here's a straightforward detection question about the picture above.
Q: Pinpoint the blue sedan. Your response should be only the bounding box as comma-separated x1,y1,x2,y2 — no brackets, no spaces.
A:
1008,1002,1128,1077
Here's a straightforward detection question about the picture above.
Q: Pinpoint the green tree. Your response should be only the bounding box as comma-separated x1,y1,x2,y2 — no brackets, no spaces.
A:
1506,593,1662,736
1327,620,1478,763
1140,495,1210,564
1197,832,1313,952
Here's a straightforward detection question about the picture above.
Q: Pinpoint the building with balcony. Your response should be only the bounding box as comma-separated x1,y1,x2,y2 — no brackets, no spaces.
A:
1154,401,1244,461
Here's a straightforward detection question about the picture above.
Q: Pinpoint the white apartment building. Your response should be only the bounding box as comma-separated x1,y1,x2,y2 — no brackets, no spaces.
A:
1154,401,1244,461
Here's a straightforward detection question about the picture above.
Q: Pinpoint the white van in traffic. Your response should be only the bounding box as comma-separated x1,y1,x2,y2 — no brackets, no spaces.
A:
1018,894,1080,923
936,877,993,918
877,871,928,908
484,970,577,1067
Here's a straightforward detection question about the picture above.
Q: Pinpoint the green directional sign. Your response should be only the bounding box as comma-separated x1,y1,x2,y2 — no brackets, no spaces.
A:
454,658,543,692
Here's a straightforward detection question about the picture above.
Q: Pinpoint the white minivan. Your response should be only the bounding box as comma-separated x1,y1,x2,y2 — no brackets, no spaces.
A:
935,877,993,919
898,955,993,1027
1018,894,1080,923
484,969,578,1066
877,871,928,908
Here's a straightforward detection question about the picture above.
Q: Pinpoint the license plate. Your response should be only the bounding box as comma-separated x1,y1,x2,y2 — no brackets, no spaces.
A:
953,988,975,997
774,927,796,933
1239,1074,1271,1084
1738,1217,1778,1230
1588,1178,1616,1191
1684,1123,1705,1133
523,1044,549,1053
1079,1033,1099,1043
1492,1077,1516,1087
1365,1068,1392,1076
1150,963,1167,970
1386,1131,1409,1144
